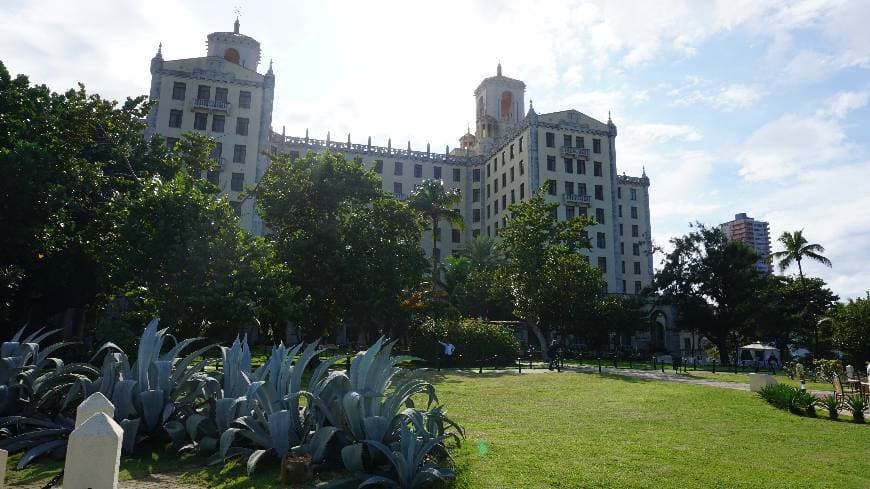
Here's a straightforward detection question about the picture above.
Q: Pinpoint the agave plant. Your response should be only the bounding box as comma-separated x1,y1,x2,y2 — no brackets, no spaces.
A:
845,395,866,423
358,423,456,489
0,414,74,469
217,341,343,474
0,327,88,417
791,389,816,416
94,319,218,452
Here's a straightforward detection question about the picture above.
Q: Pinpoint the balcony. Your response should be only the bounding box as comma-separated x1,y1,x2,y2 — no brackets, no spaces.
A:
562,193,591,206
192,98,231,113
560,146,590,159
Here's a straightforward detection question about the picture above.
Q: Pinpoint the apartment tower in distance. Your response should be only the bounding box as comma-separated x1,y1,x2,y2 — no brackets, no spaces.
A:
145,22,654,295
719,213,772,273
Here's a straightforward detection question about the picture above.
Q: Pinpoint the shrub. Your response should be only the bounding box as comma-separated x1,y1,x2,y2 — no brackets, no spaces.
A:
409,318,520,367
792,389,816,417
845,395,866,423
759,384,799,411
819,395,840,420
811,359,844,383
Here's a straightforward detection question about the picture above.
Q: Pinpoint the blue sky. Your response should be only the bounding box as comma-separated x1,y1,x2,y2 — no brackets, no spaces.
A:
2,0,869,299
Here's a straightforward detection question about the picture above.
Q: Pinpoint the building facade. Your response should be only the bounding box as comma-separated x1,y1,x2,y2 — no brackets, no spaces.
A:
719,212,772,273
146,24,654,295
145,19,274,233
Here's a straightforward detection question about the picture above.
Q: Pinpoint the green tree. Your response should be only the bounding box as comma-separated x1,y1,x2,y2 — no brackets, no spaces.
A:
831,297,870,366
770,230,832,282
653,224,766,364
497,192,601,353
407,179,463,288
255,151,426,339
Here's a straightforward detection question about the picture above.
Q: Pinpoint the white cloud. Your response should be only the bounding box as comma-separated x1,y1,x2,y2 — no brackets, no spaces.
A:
815,91,869,119
669,79,764,111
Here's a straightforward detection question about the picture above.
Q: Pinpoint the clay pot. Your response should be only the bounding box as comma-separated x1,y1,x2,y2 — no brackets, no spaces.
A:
280,452,313,484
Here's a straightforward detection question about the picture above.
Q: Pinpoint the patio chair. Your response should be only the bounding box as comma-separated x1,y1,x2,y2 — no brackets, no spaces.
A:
831,375,847,404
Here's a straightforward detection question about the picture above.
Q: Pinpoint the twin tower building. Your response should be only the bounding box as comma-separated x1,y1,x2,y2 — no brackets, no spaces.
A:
145,21,654,295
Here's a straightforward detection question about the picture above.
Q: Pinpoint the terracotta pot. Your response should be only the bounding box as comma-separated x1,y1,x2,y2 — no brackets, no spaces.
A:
280,452,313,484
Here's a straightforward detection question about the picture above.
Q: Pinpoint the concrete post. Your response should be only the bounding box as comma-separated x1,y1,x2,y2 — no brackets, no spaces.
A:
1,448,7,488
75,392,115,428
63,413,123,489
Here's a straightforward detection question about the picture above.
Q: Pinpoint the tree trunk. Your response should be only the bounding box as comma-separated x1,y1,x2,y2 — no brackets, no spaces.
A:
713,337,730,365
431,216,438,290
529,321,548,358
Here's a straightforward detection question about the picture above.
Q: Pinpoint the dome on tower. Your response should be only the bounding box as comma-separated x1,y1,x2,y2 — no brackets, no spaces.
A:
206,18,262,70
459,129,477,149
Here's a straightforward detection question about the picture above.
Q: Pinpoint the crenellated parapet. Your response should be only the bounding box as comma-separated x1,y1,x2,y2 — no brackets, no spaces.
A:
272,133,481,166
617,174,650,187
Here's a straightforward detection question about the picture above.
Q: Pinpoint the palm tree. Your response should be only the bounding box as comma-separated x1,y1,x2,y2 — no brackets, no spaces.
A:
458,235,504,270
770,230,832,282
408,179,463,288
771,230,832,360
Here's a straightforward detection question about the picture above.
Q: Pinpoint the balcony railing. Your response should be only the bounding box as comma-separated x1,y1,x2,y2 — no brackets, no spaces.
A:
193,98,231,112
560,146,591,159
563,193,591,206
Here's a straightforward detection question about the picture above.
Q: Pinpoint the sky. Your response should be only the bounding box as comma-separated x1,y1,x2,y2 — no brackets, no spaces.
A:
2,0,869,299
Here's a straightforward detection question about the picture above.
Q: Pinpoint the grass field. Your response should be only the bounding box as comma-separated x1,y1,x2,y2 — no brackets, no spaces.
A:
5,370,868,488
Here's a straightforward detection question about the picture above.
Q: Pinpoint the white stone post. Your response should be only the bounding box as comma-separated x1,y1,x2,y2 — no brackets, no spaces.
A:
75,392,115,428
749,373,778,393
1,448,7,488
63,413,123,489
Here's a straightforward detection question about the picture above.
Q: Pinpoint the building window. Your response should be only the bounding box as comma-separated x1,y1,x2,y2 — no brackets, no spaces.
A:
563,134,572,147
597,257,607,273
593,138,601,153
486,163,491,178
233,144,246,163
393,182,403,196
510,167,515,182
374,160,383,173
576,136,585,148
473,228,480,237
578,160,586,174
594,184,604,200
230,201,241,216
452,229,461,243
501,195,506,209
212,115,225,132
473,168,481,182
519,136,524,152
289,150,299,160
579,206,588,217
166,137,179,148
501,173,506,187
630,188,637,200
594,161,603,177
394,161,403,176
620,242,625,254
635,281,642,294
236,117,249,136
197,85,210,101
632,224,639,237
617,187,622,199
472,189,480,202
172,82,186,100
210,142,222,160
520,183,525,199
239,91,252,109
564,158,573,173
511,189,516,204
566,206,575,218
501,152,506,165
493,158,498,171
207,170,220,185
597,232,606,249
633,243,640,256
634,261,641,274
414,164,422,178
564,182,574,195
494,200,499,215
545,132,555,147
473,209,481,222
168,109,183,128
519,160,525,175
579,183,587,196
453,168,461,182
193,112,207,130
494,179,499,193
231,172,244,191
486,205,490,219
618,205,623,217
215,87,228,103
595,208,605,224
621,261,626,274
547,156,556,171
434,248,441,261
619,223,624,236
631,206,638,219
547,180,557,196
510,144,515,159
434,166,442,179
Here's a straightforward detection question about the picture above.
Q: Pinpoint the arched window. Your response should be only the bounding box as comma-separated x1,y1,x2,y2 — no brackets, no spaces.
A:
224,48,240,63
500,91,513,119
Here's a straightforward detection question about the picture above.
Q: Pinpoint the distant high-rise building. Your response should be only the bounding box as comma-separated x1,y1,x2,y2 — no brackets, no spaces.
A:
719,213,771,273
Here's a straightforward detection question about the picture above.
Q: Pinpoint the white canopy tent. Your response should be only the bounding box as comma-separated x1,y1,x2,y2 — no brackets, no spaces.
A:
739,342,781,366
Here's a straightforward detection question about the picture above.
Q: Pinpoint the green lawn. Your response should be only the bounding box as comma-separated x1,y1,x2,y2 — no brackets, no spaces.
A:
5,371,868,488
432,371,868,489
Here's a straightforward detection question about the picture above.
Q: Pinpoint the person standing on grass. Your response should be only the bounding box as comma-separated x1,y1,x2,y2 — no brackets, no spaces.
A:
438,340,455,368
548,338,560,371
